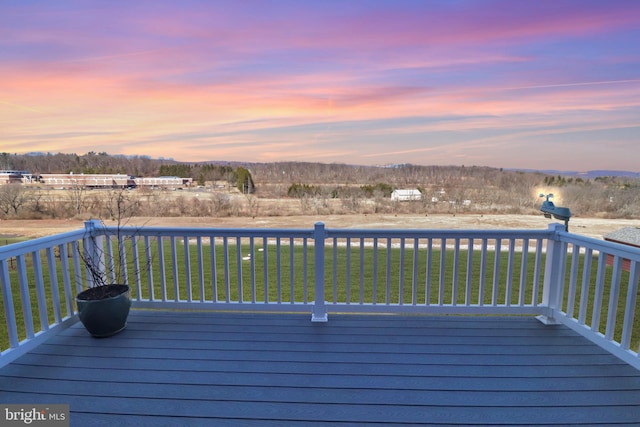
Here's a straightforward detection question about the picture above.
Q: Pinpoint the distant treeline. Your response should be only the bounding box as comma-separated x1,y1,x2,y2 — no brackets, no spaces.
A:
1,153,639,219
2,151,166,176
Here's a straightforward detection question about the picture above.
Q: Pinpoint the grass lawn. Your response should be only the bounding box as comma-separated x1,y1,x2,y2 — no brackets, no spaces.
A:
1,236,638,354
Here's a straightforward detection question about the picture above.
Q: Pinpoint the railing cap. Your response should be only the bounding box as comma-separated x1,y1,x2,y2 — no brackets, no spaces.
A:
548,223,565,232
84,219,103,233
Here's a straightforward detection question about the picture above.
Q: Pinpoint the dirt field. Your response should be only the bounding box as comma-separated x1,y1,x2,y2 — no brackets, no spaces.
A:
0,214,637,241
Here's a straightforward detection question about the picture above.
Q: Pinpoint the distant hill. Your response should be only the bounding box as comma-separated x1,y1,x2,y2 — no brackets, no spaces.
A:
509,169,640,179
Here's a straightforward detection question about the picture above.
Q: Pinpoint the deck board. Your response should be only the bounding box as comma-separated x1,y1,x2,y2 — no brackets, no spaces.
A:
1,311,640,426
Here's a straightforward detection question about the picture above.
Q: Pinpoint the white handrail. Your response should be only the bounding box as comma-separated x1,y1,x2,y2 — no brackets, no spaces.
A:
550,227,640,368
2,221,639,370
1,229,86,366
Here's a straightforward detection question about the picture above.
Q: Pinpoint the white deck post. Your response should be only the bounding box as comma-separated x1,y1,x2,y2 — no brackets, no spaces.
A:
312,222,328,322
537,223,566,325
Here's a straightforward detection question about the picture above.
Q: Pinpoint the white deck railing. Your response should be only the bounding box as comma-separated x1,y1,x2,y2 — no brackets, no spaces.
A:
1,220,639,369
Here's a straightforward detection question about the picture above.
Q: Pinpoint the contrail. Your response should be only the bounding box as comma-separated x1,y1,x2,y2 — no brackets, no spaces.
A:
63,49,166,64
503,79,640,91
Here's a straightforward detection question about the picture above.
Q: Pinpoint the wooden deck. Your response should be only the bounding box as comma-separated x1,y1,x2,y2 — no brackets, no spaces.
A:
1,311,640,426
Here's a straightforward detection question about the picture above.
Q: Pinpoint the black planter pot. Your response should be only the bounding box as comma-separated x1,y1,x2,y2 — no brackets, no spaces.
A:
76,284,131,337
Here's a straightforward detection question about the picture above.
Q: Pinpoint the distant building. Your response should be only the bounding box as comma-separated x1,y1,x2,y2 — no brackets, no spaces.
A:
134,176,192,189
391,189,422,201
0,170,30,185
38,173,135,189
3,172,194,190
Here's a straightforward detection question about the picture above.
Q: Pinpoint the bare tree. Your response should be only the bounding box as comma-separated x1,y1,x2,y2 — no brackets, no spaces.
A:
245,194,260,218
26,188,46,217
67,182,89,216
0,184,29,217
104,189,141,221
211,193,232,216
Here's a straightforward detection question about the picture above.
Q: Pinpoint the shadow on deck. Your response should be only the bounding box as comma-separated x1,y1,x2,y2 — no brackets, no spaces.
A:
1,311,640,426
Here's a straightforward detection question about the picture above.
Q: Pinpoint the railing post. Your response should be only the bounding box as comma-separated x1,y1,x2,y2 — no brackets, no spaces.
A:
537,223,566,325
312,222,328,322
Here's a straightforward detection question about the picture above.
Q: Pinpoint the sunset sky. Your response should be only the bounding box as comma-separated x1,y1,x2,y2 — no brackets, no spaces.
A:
2,0,639,171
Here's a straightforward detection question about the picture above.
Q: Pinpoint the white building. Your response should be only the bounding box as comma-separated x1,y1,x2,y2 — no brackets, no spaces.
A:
391,189,422,201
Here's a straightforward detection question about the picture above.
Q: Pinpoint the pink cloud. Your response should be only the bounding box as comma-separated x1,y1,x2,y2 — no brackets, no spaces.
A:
333,1,640,48
1,1,638,170
130,0,622,62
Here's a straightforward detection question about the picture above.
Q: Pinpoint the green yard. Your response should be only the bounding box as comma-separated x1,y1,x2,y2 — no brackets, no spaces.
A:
1,237,638,353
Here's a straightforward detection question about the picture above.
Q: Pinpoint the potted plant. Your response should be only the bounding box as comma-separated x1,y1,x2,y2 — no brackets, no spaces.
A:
76,280,131,337
75,189,143,337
